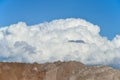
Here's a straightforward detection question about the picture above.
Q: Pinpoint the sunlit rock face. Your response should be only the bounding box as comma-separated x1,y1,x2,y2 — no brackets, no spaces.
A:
0,61,120,80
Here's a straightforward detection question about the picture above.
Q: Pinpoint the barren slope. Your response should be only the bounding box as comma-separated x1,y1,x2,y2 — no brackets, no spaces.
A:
0,61,120,80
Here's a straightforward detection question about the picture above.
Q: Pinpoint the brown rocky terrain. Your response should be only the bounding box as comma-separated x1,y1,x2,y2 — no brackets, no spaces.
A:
0,61,120,80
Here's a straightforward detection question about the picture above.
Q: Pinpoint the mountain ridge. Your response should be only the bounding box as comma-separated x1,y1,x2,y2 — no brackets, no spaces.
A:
0,61,120,80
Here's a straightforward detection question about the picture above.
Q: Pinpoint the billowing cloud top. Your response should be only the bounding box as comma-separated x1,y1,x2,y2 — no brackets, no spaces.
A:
0,18,120,66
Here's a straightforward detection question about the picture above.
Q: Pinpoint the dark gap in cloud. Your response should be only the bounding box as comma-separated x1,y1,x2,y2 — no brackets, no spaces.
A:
68,40,85,43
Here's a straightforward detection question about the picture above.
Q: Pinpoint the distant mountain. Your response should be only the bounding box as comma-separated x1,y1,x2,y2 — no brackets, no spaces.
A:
0,61,120,80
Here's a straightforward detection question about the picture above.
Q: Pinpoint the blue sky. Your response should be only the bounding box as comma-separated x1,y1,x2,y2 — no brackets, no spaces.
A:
0,0,120,39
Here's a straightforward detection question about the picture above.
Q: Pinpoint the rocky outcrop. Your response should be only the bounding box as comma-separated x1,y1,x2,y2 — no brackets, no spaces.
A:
0,61,120,80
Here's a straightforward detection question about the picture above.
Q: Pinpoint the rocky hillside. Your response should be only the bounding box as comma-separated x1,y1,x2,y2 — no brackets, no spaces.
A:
0,61,120,80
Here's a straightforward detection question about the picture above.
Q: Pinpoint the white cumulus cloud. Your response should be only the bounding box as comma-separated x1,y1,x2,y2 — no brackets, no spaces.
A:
0,18,120,66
